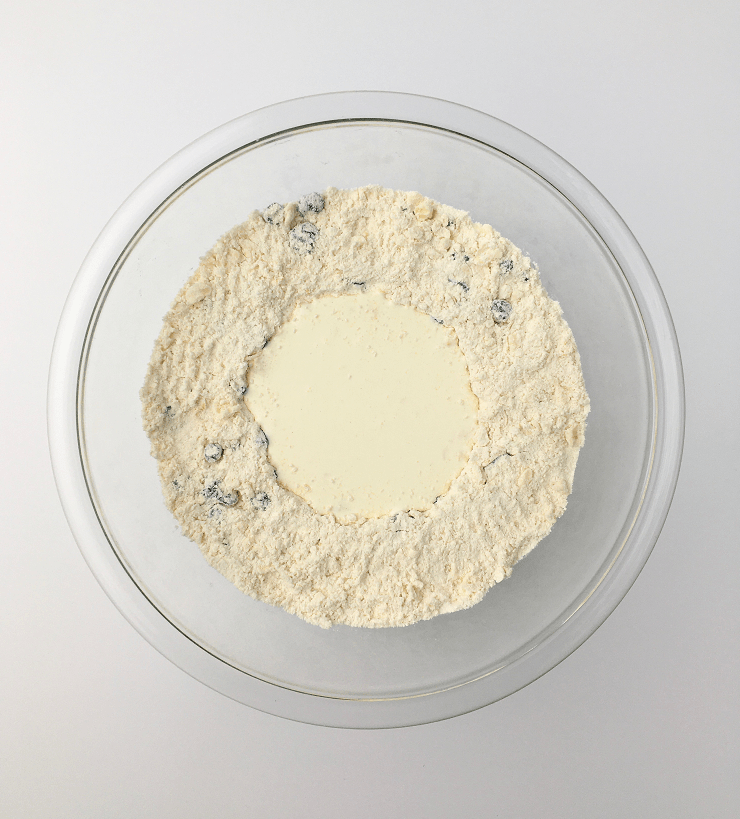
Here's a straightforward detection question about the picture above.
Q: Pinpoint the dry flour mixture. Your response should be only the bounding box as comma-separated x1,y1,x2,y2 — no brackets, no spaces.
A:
140,186,589,628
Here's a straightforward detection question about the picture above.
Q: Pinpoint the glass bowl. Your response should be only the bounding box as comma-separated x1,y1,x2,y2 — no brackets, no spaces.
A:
48,92,684,728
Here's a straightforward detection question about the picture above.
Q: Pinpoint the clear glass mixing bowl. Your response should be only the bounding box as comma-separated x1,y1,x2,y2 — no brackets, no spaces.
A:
48,92,684,728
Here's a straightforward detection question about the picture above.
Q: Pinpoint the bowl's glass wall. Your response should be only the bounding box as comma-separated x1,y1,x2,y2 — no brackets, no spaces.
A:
81,121,653,699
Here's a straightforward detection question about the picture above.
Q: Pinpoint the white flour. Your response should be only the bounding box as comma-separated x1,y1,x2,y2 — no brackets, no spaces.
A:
140,186,589,627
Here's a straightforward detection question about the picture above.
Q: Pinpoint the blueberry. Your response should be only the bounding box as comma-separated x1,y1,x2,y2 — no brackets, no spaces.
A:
500,259,514,273
164,405,175,418
448,278,469,293
204,443,223,463
492,299,513,323
289,222,319,253
202,479,221,500
251,492,271,511
203,478,239,506
297,192,325,215
263,203,283,224
220,490,239,507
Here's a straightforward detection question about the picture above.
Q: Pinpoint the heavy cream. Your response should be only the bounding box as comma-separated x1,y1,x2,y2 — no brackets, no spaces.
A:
246,292,478,520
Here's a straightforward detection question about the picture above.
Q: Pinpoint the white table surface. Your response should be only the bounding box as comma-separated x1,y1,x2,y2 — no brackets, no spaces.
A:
2,1,738,816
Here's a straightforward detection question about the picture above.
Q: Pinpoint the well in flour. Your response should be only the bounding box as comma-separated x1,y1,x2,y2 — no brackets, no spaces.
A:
140,185,590,628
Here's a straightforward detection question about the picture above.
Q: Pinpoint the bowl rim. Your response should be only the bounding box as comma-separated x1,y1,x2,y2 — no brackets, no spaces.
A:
47,90,685,728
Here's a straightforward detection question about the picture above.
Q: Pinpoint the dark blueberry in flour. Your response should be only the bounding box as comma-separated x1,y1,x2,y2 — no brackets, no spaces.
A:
289,222,319,253
263,203,283,224
202,479,221,500
251,492,271,511
204,443,223,463
492,299,513,323
450,252,470,263
500,259,514,273
297,192,325,215
164,405,175,418
448,278,469,293
203,478,239,506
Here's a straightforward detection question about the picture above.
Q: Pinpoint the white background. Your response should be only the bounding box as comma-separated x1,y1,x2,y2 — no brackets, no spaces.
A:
2,1,738,816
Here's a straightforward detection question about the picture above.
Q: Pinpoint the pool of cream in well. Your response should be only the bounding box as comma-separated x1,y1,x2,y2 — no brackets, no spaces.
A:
246,292,478,520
